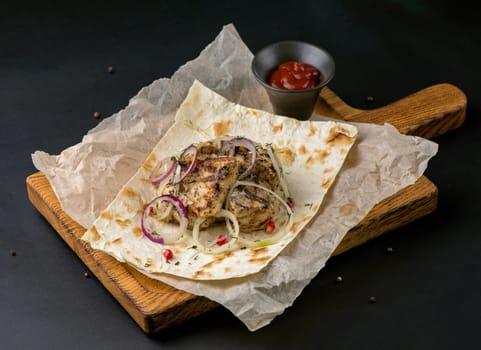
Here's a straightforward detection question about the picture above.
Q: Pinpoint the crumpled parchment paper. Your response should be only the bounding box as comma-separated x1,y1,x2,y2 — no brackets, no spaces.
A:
32,24,438,331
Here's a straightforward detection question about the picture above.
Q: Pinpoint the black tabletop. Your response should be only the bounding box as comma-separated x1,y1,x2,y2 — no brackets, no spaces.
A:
2,1,480,349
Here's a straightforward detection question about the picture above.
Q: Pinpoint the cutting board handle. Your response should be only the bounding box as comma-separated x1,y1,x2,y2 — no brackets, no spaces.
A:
315,83,467,139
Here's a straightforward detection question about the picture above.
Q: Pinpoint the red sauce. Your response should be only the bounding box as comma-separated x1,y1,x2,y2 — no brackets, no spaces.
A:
268,61,321,90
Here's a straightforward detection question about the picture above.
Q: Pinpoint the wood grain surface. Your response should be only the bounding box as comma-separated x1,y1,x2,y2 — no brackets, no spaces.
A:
26,83,466,333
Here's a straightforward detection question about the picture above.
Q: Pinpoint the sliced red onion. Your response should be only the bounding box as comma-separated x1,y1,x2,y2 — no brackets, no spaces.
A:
220,137,257,178
141,194,188,244
172,144,198,184
151,157,176,185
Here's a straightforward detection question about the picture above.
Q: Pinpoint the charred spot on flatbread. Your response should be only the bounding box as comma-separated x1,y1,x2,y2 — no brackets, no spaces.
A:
213,120,233,137
274,147,295,165
298,144,308,155
272,123,283,133
143,153,158,172
326,126,355,147
112,237,123,245
200,251,235,271
100,209,113,220
321,176,334,189
305,149,330,168
308,125,318,137
247,247,271,265
122,187,143,203
115,218,131,228
88,225,101,242
132,226,143,238
193,270,214,279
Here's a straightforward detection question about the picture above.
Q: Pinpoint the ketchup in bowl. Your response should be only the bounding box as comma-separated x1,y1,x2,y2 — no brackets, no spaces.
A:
268,61,321,90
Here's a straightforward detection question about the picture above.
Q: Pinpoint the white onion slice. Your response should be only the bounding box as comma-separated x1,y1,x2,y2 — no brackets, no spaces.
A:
141,194,188,244
227,181,294,248
266,145,291,200
192,209,240,254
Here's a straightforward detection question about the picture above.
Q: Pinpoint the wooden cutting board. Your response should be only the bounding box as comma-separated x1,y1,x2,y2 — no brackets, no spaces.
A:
26,83,466,333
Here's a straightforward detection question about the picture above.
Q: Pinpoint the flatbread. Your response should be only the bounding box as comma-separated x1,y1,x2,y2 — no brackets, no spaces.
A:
81,81,357,280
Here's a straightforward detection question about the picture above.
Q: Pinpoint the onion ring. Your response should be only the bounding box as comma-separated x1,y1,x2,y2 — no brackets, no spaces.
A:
266,145,291,199
172,144,198,184
226,181,294,248
150,157,176,185
141,194,188,244
192,209,240,254
220,137,257,178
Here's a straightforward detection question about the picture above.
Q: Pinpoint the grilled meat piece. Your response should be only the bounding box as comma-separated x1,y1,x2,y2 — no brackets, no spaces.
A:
243,147,280,191
163,155,240,228
227,185,281,232
159,139,284,233
226,147,282,232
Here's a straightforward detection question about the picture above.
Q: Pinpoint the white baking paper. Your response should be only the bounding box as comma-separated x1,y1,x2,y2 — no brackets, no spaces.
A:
32,24,438,331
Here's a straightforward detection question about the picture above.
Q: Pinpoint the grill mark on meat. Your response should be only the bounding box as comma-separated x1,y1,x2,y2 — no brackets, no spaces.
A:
244,188,270,207
163,155,240,226
226,147,282,232
227,185,279,232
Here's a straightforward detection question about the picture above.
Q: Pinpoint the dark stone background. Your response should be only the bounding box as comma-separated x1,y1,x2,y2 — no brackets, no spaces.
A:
2,1,480,349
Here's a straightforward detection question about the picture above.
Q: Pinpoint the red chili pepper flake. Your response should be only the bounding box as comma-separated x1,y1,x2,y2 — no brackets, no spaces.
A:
93,111,101,119
287,198,295,208
162,248,174,261
149,206,155,216
83,271,90,279
266,221,275,233
9,249,16,256
369,296,377,304
216,234,228,246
